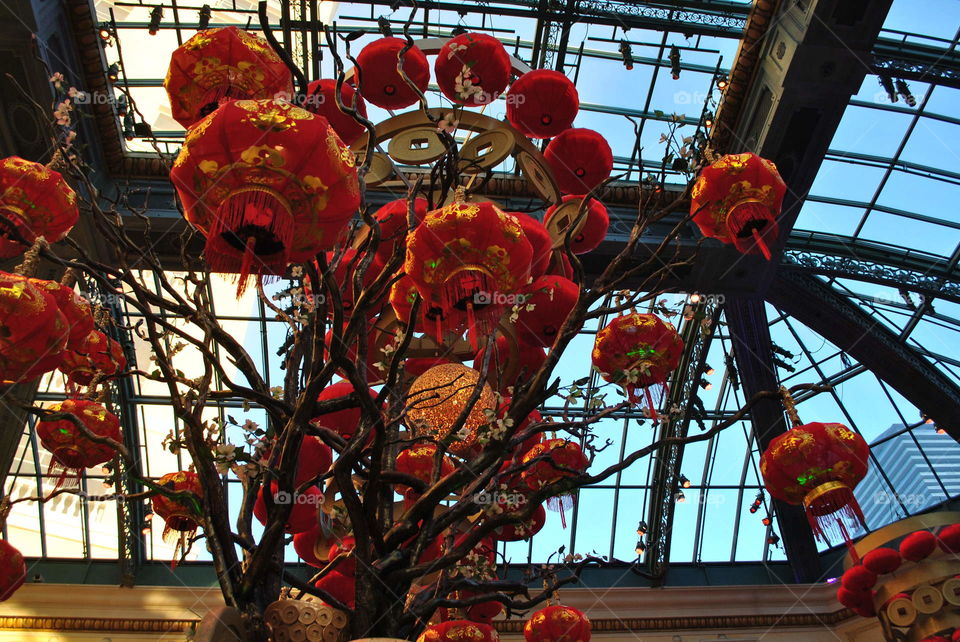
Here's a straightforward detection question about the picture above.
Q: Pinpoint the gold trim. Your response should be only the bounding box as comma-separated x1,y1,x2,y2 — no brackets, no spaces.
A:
844,512,960,569
802,480,848,510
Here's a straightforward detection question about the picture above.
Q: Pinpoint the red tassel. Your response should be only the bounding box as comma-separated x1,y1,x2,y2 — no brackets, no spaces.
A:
804,484,865,547
644,387,658,420
753,228,772,260
546,493,575,529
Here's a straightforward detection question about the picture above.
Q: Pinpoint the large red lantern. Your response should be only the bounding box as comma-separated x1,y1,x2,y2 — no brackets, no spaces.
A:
513,275,579,348
513,212,552,279
266,435,332,487
543,195,610,254
164,26,293,128
0,157,78,258
311,380,379,442
322,248,384,315
355,37,430,110
326,535,356,575
0,540,25,602
506,69,579,139
592,312,683,417
544,128,612,195
760,421,869,544
690,152,786,260
152,470,204,555
436,32,512,106
170,98,360,293
305,78,368,146
59,329,126,388
24,278,93,353
395,443,455,500
524,605,591,641
0,272,69,384
254,482,323,534
370,197,428,263
417,620,499,642
405,199,533,341
521,439,588,491
494,503,546,542
36,399,121,483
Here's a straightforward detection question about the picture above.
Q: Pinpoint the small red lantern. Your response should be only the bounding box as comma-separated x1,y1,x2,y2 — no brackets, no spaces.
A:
327,535,356,575
0,272,69,384
164,26,293,128
417,620,499,642
513,212,552,279
938,523,960,553
305,78,369,146
314,570,355,608
592,312,683,417
690,152,786,260
543,195,610,254
59,329,126,388
494,503,546,542
900,530,937,562
544,128,612,195
152,470,204,555
405,199,533,342
24,278,94,353
36,399,121,482
170,98,360,293
370,197,427,263
254,482,323,534
355,37,430,110
760,422,869,545
396,443,455,499
521,439,588,490
322,248,384,315
474,335,547,394
524,604,591,641
0,540,25,602
289,436,332,486
506,69,579,139
293,526,329,567
513,275,579,347
862,547,901,574
311,381,379,442
0,157,79,258
436,32,512,106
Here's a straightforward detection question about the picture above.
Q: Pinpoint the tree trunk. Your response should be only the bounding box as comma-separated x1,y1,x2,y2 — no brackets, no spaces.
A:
350,567,411,638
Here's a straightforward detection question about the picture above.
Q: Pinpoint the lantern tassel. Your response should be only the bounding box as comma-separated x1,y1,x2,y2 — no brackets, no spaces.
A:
546,493,575,529
644,387,658,420
804,484,865,548
753,228,772,261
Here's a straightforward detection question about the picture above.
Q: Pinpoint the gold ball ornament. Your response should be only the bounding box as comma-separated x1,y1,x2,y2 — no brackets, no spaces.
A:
406,363,496,456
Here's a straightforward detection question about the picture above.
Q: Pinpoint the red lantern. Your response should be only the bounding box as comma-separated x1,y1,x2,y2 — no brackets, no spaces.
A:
447,533,497,578
0,157,79,258
355,37,430,110
900,530,937,562
323,322,394,384
436,32,511,106
543,195,610,254
371,197,427,263
321,248,384,315
417,620,499,642
690,152,786,260
513,212,552,279
760,422,869,545
506,69,579,139
305,78,368,146
327,535,356,575
405,199,533,342
311,381,379,442
521,439,588,490
513,275,579,347
291,436,333,486
592,312,683,417
170,99,360,293
293,526,328,567
164,26,293,128
36,399,121,483
937,523,960,553
494,502,546,542
396,443,455,499
524,604,591,641
544,128,612,195
0,540,25,602
474,335,547,394
152,470,204,555
59,329,126,388
24,278,94,353
862,547,901,574
314,570,355,608
254,482,323,534
0,272,69,384
841,565,877,591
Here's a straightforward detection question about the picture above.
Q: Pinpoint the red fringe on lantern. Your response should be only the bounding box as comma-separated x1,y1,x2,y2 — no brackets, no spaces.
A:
162,518,199,570
804,483,865,551
197,84,252,118
441,270,499,348
727,201,778,260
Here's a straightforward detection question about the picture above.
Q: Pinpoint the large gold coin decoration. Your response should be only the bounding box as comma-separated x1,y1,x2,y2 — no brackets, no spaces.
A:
406,363,496,456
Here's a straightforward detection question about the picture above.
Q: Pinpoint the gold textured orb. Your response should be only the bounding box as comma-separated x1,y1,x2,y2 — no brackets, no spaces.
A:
406,363,496,456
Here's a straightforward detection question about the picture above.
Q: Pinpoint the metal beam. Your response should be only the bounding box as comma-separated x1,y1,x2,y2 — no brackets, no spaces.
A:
872,35,960,90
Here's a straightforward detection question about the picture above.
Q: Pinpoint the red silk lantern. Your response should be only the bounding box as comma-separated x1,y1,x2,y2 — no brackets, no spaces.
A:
164,26,293,128
323,323,393,384
543,195,610,255
254,482,323,534
293,526,328,567
396,443,455,497
152,471,204,561
937,523,960,553
841,565,877,592
305,78,368,146
0,272,69,384
170,98,360,293
404,357,453,378
418,620,499,642
314,570,355,608
59,329,126,388
292,436,332,486
355,37,430,110
521,439,588,490
371,197,427,263
36,399,121,483
24,278,93,353
405,199,533,343
690,152,786,260
513,275,579,347
474,335,547,394
0,540,25,602
322,248,384,315
901,530,937,562
524,605,591,641
436,32,511,106
544,128,612,195
592,312,683,417
327,535,356,575
494,503,546,542
862,547,901,574
0,157,78,258
513,212,552,279
390,274,468,341
506,69,579,139
311,381,379,442
760,422,869,545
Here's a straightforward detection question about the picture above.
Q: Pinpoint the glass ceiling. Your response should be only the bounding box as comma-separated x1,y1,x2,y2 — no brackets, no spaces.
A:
6,0,960,586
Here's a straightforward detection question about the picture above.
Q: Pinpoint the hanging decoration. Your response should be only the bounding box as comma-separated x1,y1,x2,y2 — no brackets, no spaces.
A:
254,483,323,534
512,275,579,347
512,212,553,280
543,195,610,255
417,620,499,641
435,32,512,106
311,380,379,442
405,197,533,344
305,78,369,146
24,278,94,355
314,570,356,609
406,364,496,456
506,69,579,139
524,604,592,641
170,98,360,295
521,438,589,527
474,335,547,394
690,152,786,260
0,272,69,384
494,503,546,542
395,443,456,501
543,128,613,195
164,26,294,128
370,197,428,263
36,399,121,485
59,329,126,388
0,540,25,602
0,157,79,258
760,388,869,547
152,470,204,563
592,312,683,418
355,37,430,110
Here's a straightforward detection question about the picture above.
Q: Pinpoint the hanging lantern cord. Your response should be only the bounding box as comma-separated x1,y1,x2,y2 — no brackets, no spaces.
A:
779,385,802,427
